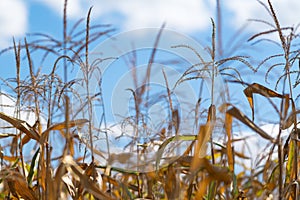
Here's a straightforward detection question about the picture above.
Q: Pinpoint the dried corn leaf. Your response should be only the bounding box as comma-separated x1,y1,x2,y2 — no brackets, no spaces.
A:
3,170,37,200
172,109,180,133
165,165,178,199
225,112,234,171
207,104,216,123
62,155,112,200
215,145,251,159
285,129,298,184
62,174,76,197
194,158,232,198
53,163,67,199
156,135,197,171
195,175,212,199
198,125,210,158
22,134,31,145
10,135,18,155
39,147,46,191
234,151,251,160
84,162,103,190
0,112,40,141
40,119,89,143
243,83,285,120
227,106,275,142
2,156,19,162
190,125,212,172
282,110,300,130
0,133,16,138
283,94,290,119
202,158,232,184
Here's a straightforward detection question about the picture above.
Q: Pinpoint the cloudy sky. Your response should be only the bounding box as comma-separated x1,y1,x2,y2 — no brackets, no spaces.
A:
1,0,300,48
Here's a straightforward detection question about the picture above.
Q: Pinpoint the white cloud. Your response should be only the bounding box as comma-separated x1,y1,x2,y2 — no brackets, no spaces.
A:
103,0,215,33
0,0,27,48
34,0,300,42
226,0,300,33
36,0,82,19
37,0,216,33
2,0,300,50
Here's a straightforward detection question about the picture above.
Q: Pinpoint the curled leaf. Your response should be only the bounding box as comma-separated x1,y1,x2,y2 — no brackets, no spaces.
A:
1,169,37,200
62,155,113,200
243,83,285,121
282,110,300,130
0,112,40,141
40,119,89,143
227,106,275,142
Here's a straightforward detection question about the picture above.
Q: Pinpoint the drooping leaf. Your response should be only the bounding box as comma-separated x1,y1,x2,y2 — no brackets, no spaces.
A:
207,104,216,163
190,125,212,174
285,128,299,185
282,110,300,130
243,83,286,121
1,169,38,200
62,174,76,198
283,94,290,120
203,158,232,184
2,156,19,162
0,133,17,138
165,165,179,199
225,111,234,171
227,106,275,142
194,158,232,199
0,112,40,141
39,119,89,143
206,104,216,124
195,175,212,199
156,135,197,171
172,109,180,134
62,155,113,200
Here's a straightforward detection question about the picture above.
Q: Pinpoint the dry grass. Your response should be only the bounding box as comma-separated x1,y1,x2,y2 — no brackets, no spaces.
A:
0,0,299,199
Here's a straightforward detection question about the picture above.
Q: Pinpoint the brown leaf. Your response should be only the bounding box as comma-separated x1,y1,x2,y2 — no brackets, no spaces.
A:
165,165,179,199
2,156,19,162
282,110,300,130
0,112,40,141
62,155,113,200
195,175,212,199
194,158,232,198
216,145,251,160
192,125,212,169
243,83,285,121
283,94,290,119
207,104,216,124
172,109,180,133
62,174,76,197
40,119,89,143
227,106,275,142
202,158,232,184
10,135,18,156
53,163,67,199
225,111,234,171
0,133,17,138
2,170,37,200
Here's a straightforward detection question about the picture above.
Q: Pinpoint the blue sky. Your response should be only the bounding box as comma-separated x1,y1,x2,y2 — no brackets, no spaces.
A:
0,0,299,85
1,0,300,48
0,0,299,168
